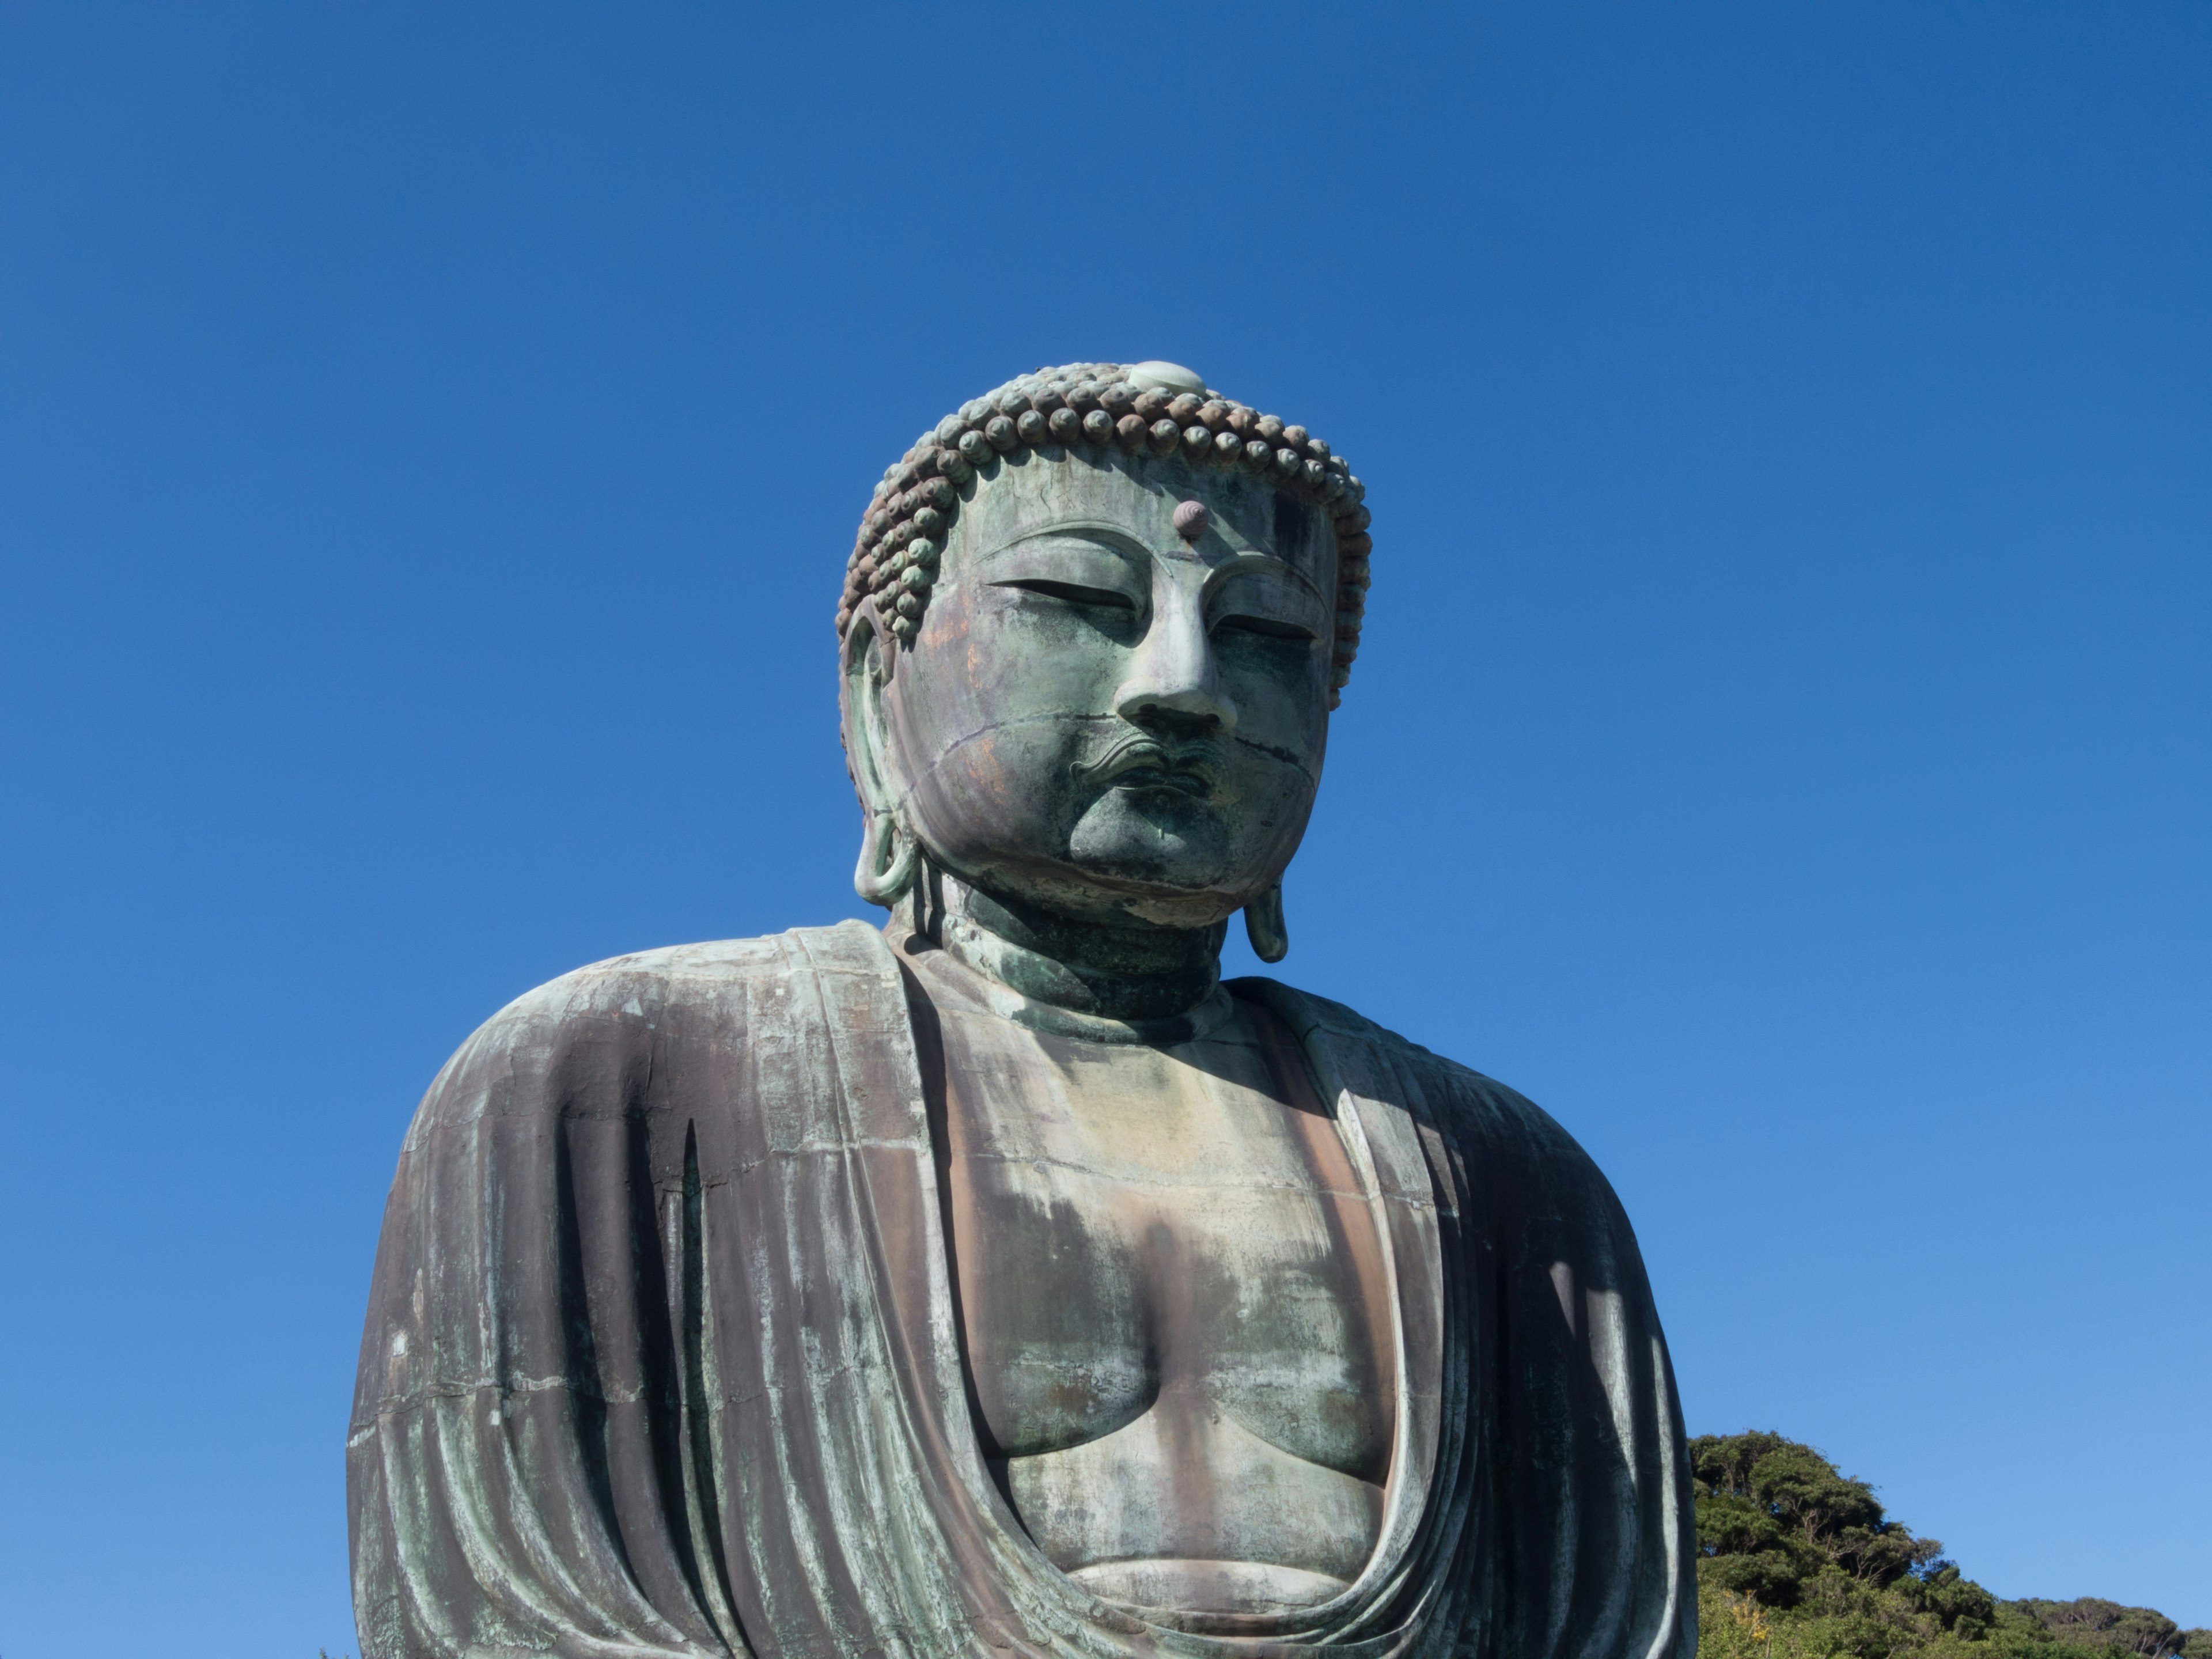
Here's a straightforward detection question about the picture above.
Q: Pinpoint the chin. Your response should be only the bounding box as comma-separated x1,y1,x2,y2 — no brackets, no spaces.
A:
1038,868,1245,929
916,774,1303,931
1053,799,1286,928
1066,791,1233,886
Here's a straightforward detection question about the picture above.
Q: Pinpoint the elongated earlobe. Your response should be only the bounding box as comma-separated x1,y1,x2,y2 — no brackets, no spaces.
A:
853,809,919,907
1244,885,1289,963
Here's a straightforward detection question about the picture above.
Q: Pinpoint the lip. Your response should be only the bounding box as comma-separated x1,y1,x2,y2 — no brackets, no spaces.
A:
1076,736,1219,800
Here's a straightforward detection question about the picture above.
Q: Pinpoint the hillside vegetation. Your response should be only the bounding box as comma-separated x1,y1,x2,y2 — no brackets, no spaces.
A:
1692,1433,2206,1659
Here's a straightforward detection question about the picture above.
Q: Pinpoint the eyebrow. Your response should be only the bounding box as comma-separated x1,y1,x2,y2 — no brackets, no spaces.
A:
975,521,1150,570
1203,550,1324,605
977,520,1325,604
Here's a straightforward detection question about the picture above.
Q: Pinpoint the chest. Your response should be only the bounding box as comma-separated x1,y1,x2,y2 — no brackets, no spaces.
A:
933,1003,1397,1482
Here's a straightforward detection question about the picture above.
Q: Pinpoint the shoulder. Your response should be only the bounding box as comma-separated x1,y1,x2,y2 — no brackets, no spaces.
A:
412,921,894,1131
1236,976,1643,1245
478,918,899,1031
1230,975,1601,1175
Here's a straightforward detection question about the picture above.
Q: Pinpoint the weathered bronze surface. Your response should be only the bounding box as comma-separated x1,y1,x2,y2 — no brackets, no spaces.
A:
348,362,1698,1659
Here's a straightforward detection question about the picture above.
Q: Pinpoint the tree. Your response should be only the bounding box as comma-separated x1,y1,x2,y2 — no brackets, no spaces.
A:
2010,1599,2205,1659
1690,1432,1957,1607
1690,1433,2195,1659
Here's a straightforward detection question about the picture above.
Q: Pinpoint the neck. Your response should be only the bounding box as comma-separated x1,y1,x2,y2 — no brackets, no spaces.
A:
918,869,1227,1024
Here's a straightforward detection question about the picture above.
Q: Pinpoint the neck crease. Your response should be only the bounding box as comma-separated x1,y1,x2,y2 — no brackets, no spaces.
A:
915,869,1227,1025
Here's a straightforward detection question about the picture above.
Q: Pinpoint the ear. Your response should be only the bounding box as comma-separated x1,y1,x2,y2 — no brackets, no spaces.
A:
840,611,897,818
841,613,919,906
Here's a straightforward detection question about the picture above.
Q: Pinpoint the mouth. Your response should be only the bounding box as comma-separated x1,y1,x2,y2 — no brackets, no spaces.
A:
1074,734,1220,800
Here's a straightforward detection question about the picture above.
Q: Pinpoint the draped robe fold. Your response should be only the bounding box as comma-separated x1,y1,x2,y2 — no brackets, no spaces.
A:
348,921,1695,1659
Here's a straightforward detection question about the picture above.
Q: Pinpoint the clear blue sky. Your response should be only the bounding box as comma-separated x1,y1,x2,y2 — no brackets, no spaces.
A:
1,7,2205,1656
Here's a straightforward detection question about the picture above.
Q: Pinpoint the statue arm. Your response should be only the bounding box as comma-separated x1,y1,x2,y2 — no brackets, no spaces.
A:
346,955,747,1659
344,924,1012,1659
1444,1071,1699,1659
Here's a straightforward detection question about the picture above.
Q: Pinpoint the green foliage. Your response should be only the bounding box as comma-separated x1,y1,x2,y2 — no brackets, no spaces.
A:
2008,1600,2207,1659
1691,1434,2206,1659
1692,1431,1950,1609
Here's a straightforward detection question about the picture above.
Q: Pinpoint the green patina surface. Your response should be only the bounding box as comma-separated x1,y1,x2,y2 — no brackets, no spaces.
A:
347,362,1698,1659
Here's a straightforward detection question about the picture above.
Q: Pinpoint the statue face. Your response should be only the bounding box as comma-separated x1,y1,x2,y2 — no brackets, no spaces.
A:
855,448,1337,930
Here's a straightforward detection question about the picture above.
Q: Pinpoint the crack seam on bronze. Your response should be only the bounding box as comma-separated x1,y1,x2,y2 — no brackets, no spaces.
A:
370,1366,891,1418
900,713,1320,812
955,1148,1372,1199
370,1376,650,1408
700,1139,929,1185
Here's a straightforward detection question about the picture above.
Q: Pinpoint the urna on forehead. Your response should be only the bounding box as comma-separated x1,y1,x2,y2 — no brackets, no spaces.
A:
838,359,1376,709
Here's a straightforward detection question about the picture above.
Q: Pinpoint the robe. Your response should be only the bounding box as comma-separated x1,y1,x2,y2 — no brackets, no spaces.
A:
348,921,1695,1659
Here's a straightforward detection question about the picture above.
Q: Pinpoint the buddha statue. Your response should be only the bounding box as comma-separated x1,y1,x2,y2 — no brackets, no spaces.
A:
348,362,1696,1659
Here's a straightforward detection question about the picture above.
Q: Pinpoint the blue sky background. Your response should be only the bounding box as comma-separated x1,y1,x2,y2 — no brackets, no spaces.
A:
1,7,2205,1656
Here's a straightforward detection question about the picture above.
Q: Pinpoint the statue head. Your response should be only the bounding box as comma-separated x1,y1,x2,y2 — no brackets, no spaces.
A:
838,361,1373,963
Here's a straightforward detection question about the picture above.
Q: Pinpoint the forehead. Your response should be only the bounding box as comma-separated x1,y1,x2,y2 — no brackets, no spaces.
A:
948,449,1336,581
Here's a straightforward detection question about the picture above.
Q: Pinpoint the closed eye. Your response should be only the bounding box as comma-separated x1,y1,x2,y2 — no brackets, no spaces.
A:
995,578,1138,611
1213,613,1317,642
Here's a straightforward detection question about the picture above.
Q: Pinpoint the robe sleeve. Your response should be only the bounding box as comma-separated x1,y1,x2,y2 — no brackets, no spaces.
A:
1427,1062,1698,1659
346,947,751,1659
347,924,1025,1659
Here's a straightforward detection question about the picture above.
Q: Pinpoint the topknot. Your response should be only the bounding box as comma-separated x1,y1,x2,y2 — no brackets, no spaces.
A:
838,362,1374,707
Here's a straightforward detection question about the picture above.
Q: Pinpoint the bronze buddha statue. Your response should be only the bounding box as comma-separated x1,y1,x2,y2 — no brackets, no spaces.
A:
348,361,1696,1659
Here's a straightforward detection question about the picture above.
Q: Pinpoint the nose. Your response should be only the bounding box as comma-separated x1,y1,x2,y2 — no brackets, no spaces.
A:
1113,584,1240,737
